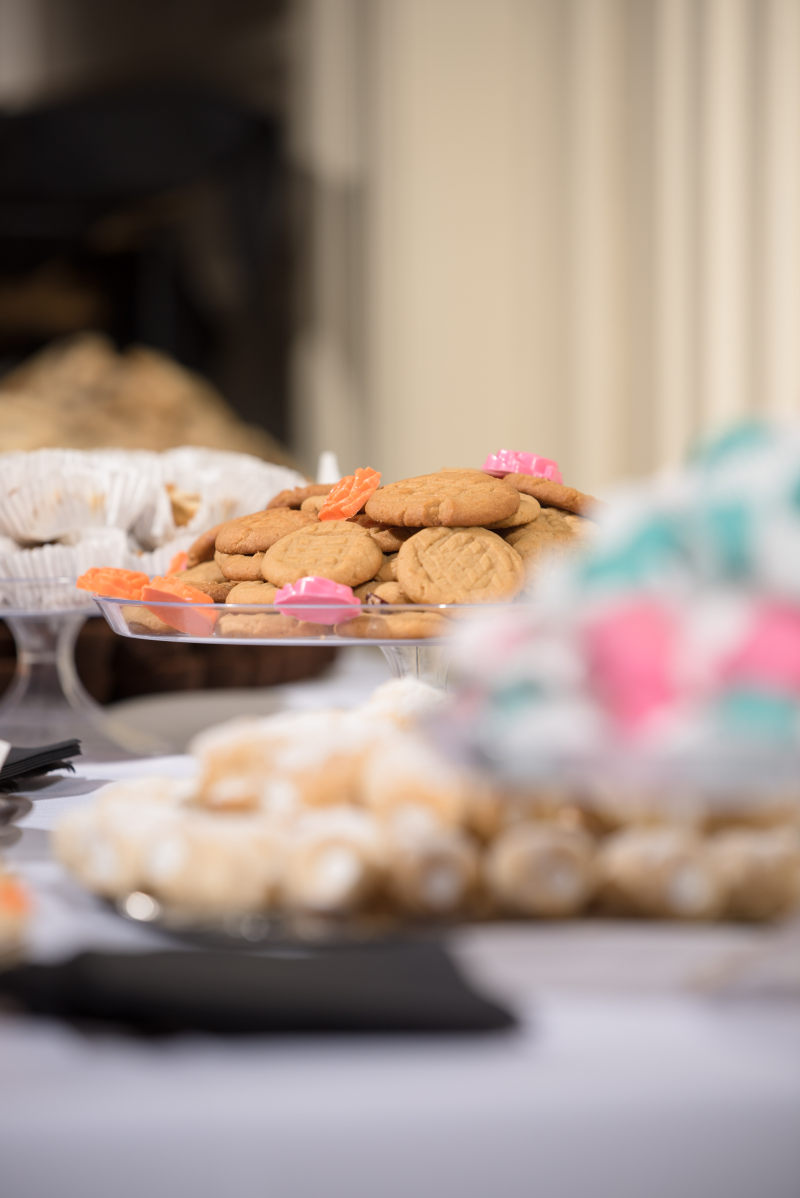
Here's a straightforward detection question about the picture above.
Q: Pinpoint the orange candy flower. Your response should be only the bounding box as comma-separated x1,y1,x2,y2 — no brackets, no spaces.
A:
0,875,31,917
318,467,381,521
141,577,219,637
167,550,189,575
76,568,149,600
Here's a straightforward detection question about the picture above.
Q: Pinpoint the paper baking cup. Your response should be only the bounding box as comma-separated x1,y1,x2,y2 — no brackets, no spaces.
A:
0,531,131,609
0,545,86,609
129,532,196,578
0,463,158,544
134,449,306,547
0,449,88,494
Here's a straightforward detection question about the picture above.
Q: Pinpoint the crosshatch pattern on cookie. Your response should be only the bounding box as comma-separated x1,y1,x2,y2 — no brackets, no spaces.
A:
505,509,579,565
397,527,525,603
261,521,383,587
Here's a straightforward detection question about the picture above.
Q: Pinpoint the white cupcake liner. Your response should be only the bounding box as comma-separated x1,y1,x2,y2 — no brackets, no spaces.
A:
0,544,89,609
0,447,306,560
132,450,305,548
128,532,196,578
0,449,89,494
0,530,132,609
130,485,177,550
0,462,160,544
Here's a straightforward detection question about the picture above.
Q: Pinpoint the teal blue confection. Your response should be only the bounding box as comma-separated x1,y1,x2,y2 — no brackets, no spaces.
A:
577,514,688,593
716,689,799,741
691,420,774,469
699,501,752,579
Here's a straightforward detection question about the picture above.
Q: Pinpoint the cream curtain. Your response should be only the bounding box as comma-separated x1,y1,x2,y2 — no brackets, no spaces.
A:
292,0,800,492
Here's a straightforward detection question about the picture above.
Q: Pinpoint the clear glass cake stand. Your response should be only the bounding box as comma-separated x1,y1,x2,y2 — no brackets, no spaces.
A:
0,580,171,761
92,594,466,691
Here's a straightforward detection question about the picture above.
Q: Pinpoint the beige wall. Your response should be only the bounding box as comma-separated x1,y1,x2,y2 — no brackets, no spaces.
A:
291,0,800,492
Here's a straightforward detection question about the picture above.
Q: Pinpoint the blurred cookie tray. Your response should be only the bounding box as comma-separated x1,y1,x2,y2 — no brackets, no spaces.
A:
53,675,800,929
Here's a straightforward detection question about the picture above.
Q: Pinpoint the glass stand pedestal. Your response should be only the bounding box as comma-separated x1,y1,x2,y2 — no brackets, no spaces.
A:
0,611,171,761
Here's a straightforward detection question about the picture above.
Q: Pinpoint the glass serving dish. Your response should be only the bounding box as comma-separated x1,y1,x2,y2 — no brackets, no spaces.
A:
90,594,499,686
109,890,445,953
0,579,172,760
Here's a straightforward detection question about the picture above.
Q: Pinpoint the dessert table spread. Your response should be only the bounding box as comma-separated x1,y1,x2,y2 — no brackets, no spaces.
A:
2,651,800,1198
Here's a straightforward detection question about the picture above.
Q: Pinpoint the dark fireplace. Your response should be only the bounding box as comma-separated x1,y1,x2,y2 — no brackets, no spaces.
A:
0,8,293,447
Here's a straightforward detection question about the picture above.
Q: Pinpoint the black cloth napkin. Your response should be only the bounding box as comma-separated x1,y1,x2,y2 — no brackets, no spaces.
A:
0,943,517,1035
0,740,81,787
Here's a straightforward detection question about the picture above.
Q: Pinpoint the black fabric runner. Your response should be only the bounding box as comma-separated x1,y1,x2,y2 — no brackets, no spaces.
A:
0,943,517,1036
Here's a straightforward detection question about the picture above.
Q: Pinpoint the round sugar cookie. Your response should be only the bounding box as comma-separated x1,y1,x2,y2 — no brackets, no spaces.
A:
485,824,596,917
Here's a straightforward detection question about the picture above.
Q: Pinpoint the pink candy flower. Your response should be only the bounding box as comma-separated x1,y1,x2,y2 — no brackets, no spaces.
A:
274,576,360,625
481,450,563,483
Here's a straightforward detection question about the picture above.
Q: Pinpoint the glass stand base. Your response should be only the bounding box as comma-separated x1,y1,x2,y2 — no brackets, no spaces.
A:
0,613,172,762
379,644,451,688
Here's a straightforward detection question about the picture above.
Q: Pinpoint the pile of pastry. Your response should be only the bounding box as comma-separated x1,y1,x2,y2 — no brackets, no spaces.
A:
54,679,800,924
0,332,294,466
130,465,599,640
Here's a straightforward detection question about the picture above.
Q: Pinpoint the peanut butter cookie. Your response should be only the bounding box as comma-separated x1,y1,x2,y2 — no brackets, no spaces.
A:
362,581,411,605
186,521,226,567
503,474,601,516
215,508,317,555
397,527,525,603
218,612,327,639
214,549,266,582
175,560,237,603
365,470,519,528
261,521,383,587
338,611,451,639
485,492,541,529
505,507,578,566
348,513,418,553
266,483,333,510
225,580,278,605
300,494,329,515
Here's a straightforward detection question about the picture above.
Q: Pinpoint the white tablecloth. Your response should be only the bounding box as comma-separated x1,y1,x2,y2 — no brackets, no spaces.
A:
2,651,800,1198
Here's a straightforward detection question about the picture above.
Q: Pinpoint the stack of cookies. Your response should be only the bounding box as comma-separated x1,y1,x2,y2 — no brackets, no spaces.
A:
149,467,600,641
